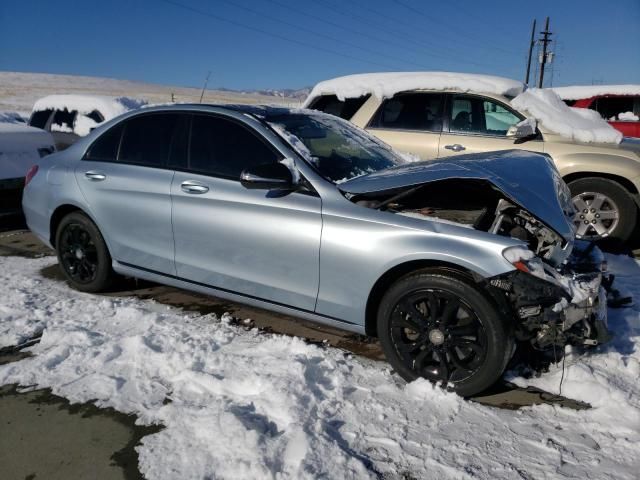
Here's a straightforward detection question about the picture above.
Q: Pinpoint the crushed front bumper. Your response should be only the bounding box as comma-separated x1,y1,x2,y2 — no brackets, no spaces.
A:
488,242,611,349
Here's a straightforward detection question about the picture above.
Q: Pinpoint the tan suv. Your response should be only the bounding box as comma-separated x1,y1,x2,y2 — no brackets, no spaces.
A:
305,73,640,242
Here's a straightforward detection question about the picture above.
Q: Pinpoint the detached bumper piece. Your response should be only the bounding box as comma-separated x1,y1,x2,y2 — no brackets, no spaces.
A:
489,242,615,350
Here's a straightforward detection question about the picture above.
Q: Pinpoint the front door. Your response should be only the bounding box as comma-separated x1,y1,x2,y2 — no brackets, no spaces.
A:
171,113,322,312
438,94,544,157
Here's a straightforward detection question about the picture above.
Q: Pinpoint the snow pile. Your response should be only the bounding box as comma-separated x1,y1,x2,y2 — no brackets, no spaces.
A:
616,111,640,121
2,255,640,479
551,84,640,101
32,94,147,136
0,111,28,124
305,72,525,103
511,88,623,144
509,253,640,412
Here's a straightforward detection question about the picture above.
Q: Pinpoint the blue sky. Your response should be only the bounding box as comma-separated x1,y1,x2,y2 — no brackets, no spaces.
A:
1,0,638,90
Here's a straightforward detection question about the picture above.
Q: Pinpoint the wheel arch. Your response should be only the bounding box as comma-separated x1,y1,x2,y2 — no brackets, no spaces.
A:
563,171,639,197
49,204,89,247
364,259,482,337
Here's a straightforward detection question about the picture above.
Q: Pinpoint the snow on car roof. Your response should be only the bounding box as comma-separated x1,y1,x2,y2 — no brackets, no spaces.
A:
32,94,146,121
511,88,623,144
305,71,525,103
550,85,640,100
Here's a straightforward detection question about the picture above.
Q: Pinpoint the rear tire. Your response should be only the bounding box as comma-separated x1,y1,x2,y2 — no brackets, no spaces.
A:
568,177,636,243
377,269,510,397
55,212,115,293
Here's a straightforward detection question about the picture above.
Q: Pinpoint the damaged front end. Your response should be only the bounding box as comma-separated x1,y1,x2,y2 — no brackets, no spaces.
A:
339,151,617,351
490,242,611,350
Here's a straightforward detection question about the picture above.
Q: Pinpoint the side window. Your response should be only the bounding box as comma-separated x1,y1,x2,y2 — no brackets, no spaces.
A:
51,109,77,133
118,113,183,167
450,97,474,132
188,115,279,179
86,110,105,123
449,95,521,136
84,124,124,161
369,93,444,132
309,94,371,120
590,96,636,121
29,110,53,129
482,100,522,135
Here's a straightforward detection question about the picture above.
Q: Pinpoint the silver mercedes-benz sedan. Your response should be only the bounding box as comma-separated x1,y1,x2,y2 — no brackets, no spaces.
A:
22,104,609,396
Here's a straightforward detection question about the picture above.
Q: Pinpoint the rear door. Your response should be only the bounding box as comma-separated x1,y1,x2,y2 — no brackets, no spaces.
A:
171,113,322,311
438,94,544,157
364,92,445,159
76,112,186,275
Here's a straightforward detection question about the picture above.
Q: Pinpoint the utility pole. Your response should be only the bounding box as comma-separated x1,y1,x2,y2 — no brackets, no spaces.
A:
525,19,536,85
538,17,552,88
199,71,211,103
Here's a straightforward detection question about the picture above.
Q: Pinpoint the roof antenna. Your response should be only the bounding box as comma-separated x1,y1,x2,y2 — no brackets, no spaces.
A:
199,71,211,103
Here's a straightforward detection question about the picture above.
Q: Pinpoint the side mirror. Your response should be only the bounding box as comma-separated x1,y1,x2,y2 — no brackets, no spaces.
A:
240,162,293,190
506,118,537,138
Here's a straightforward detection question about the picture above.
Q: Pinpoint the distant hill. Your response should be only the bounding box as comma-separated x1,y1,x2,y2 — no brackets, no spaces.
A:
0,71,304,116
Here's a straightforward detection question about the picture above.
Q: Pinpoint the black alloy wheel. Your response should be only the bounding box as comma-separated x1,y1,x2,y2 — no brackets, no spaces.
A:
389,289,487,385
55,212,115,292
59,223,99,284
377,270,511,397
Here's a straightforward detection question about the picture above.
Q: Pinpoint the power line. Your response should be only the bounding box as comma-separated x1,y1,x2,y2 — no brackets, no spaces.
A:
392,0,523,57
310,0,516,70
445,0,524,41
157,0,396,70
214,0,433,70
344,3,520,60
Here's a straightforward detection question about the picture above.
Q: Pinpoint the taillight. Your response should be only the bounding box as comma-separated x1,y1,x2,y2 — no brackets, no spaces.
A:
25,165,39,186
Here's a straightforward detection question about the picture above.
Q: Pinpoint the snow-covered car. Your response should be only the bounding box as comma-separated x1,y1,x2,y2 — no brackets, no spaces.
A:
551,85,640,139
22,104,609,396
305,72,640,243
0,122,55,214
28,94,146,151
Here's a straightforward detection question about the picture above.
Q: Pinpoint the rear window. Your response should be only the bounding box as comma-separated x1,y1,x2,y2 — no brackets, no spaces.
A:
29,110,53,129
84,124,124,161
118,114,184,167
51,109,77,133
308,94,370,120
590,96,636,121
368,93,445,132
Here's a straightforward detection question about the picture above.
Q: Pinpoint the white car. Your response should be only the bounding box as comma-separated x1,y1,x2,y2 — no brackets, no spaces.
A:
0,122,55,214
28,94,146,150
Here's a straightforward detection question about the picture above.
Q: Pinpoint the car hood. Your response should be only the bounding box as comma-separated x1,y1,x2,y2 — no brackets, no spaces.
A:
338,150,575,241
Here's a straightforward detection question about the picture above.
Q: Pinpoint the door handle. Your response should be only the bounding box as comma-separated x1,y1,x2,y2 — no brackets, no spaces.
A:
444,144,466,152
181,180,209,194
84,171,106,181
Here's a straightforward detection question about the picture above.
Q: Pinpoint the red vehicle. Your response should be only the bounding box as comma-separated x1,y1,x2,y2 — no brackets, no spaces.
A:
552,86,640,138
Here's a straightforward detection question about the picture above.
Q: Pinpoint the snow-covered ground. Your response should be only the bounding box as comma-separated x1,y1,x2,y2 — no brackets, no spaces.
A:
1,254,639,479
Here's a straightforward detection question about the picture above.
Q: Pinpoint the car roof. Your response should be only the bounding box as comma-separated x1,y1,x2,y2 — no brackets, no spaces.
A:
137,103,318,120
550,85,640,101
304,72,526,105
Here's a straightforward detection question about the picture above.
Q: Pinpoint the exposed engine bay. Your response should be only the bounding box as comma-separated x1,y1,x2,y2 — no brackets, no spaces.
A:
351,179,614,351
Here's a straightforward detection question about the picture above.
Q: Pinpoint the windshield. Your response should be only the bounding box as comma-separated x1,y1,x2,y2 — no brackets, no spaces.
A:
267,112,405,183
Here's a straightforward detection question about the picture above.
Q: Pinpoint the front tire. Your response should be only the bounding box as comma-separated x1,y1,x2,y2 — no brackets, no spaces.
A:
568,177,637,243
377,270,510,397
55,212,115,293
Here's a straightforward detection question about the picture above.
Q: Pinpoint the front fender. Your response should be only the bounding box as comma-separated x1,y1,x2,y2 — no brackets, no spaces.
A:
315,212,520,326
